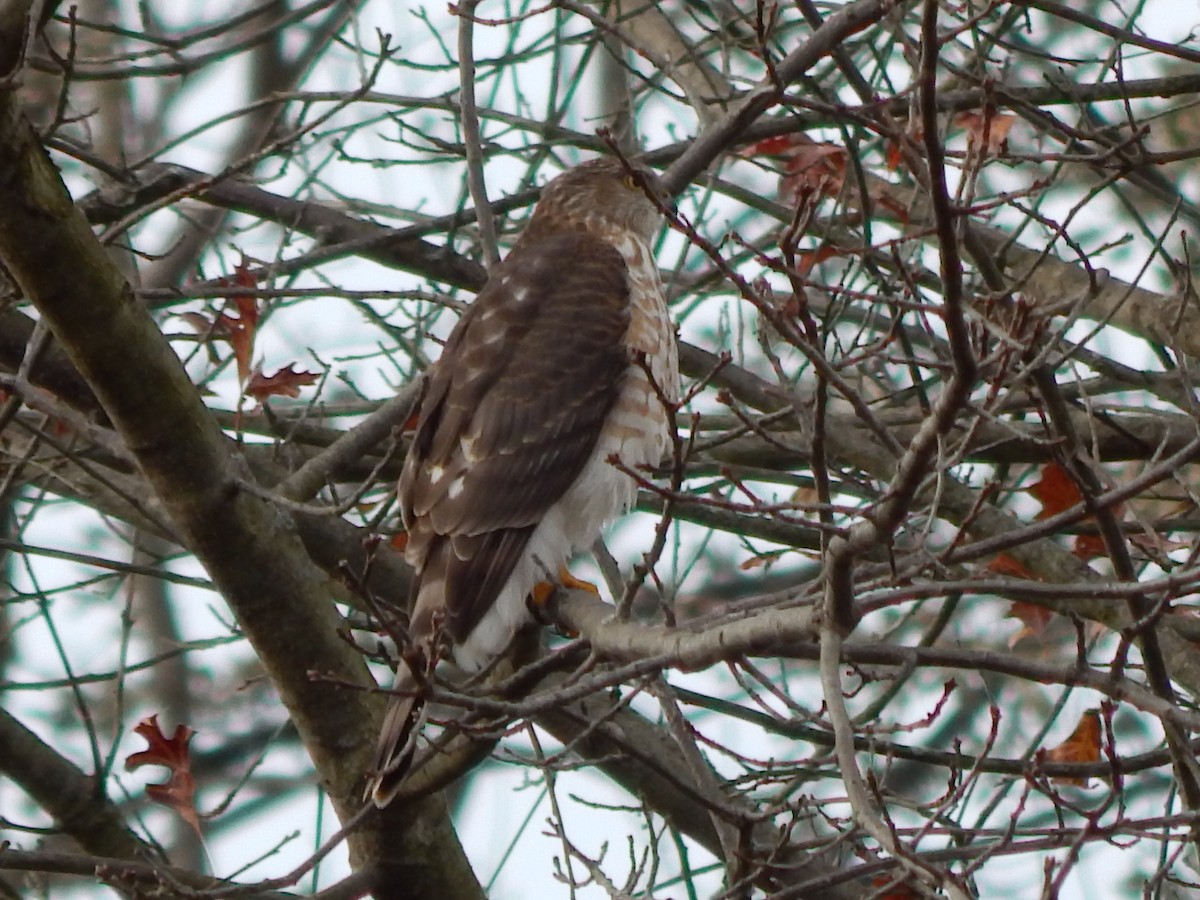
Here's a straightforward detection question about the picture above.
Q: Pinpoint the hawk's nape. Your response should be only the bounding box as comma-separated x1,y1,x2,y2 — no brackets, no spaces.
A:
368,158,679,806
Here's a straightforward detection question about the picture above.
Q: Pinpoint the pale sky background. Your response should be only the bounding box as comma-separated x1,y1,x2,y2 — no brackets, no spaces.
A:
4,1,1200,898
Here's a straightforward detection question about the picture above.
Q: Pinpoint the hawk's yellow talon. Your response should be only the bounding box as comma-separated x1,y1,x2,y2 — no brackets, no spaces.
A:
558,566,600,596
531,581,556,607
532,566,600,609
530,568,600,608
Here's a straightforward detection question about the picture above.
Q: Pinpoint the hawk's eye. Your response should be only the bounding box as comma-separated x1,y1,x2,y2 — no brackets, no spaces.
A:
621,174,639,190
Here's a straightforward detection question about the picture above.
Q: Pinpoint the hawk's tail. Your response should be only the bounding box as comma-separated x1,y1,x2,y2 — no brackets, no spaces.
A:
366,661,426,807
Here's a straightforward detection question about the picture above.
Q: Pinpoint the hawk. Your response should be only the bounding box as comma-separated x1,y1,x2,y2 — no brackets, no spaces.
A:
368,158,679,806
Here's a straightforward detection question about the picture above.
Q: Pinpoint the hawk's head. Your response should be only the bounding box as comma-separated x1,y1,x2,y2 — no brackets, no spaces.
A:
528,157,665,244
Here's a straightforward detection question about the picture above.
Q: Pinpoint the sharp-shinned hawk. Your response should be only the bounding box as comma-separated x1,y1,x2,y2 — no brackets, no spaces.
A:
368,158,679,806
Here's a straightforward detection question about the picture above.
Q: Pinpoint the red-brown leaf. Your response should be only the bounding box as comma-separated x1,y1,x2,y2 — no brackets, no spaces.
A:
1043,709,1102,786
1028,464,1127,561
955,110,1016,158
743,135,848,202
1029,463,1082,520
794,243,844,276
740,549,785,571
1073,533,1108,561
987,553,1035,579
1007,600,1054,647
126,714,201,833
780,144,847,202
870,873,921,899
245,364,318,401
222,261,260,385
884,123,923,172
